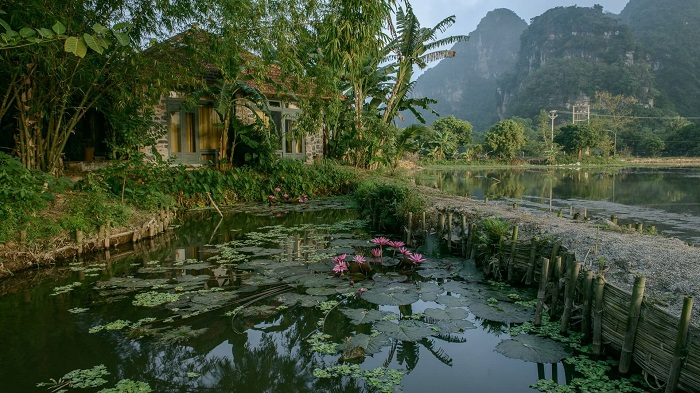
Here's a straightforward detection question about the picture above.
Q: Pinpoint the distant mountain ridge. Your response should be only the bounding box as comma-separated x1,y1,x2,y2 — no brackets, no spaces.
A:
407,1,700,130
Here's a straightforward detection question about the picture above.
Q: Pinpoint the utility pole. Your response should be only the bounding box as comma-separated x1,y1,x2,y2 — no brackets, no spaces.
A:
548,110,558,146
572,104,590,125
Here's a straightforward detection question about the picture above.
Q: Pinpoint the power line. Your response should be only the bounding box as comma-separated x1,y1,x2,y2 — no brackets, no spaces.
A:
557,111,700,120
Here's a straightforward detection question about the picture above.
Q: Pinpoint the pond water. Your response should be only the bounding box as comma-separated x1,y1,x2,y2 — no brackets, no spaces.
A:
0,199,645,392
413,166,700,245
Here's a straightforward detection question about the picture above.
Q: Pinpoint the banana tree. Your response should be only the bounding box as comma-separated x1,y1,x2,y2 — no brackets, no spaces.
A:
381,2,468,125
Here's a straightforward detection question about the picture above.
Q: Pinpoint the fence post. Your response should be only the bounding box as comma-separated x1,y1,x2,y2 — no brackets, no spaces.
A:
619,275,646,374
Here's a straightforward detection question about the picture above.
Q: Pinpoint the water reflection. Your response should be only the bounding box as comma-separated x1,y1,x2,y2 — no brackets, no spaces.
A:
0,205,584,392
414,167,700,244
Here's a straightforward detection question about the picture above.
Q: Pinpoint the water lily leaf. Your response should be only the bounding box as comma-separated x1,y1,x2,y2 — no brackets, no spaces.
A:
418,282,441,302
494,334,572,363
306,287,339,296
361,284,419,306
424,307,469,321
276,293,325,307
294,275,339,288
236,305,278,318
433,319,475,334
340,333,391,355
416,268,456,279
457,259,484,280
440,281,472,296
372,272,407,284
435,295,471,308
467,301,534,324
373,320,434,342
340,308,392,325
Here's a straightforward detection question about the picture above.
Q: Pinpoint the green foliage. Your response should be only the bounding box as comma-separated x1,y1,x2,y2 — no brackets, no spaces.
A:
475,217,511,256
98,379,152,393
432,116,473,146
37,364,110,390
484,120,526,161
666,123,700,156
352,181,426,232
554,124,603,159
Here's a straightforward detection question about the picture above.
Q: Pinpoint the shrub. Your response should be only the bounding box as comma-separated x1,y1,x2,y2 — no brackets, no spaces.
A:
352,181,425,232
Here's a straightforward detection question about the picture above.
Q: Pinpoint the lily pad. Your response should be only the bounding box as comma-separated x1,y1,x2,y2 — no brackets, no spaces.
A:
440,281,472,296
372,272,407,284
424,308,469,321
433,319,475,334
494,334,572,363
340,308,392,325
306,287,340,296
418,282,442,302
339,333,391,355
416,268,456,279
361,283,419,306
276,293,326,308
435,295,471,308
467,301,535,324
373,320,435,342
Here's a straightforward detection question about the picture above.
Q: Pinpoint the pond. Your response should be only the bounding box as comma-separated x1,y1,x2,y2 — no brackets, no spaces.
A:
0,198,648,392
413,166,700,245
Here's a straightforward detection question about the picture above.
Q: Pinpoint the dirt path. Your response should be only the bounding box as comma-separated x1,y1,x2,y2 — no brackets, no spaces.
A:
419,185,700,325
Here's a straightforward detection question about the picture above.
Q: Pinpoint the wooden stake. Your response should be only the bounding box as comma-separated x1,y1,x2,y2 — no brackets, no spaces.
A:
507,225,518,282
551,256,563,318
76,230,84,255
422,211,426,234
207,192,223,218
593,275,606,356
665,297,694,393
635,222,644,232
560,261,581,333
581,270,594,343
619,275,646,374
438,213,445,240
461,214,467,257
447,212,453,250
525,237,538,285
406,212,413,245
535,258,550,327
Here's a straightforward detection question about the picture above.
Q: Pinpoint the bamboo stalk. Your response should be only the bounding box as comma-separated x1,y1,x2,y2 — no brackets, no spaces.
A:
619,275,646,374
406,212,413,245
467,223,476,257
507,225,518,282
535,258,550,327
525,237,538,285
582,270,594,343
422,211,426,235
551,256,563,319
560,261,581,334
447,212,453,250
438,213,445,240
593,275,605,356
461,214,467,257
665,297,694,393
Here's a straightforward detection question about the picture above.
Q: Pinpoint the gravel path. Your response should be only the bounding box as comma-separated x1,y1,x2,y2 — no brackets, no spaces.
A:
421,186,700,325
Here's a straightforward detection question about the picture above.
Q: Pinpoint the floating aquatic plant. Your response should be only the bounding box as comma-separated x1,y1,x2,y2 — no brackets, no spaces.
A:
495,334,572,363
97,379,152,393
67,307,89,314
50,281,82,296
37,364,110,390
132,291,181,307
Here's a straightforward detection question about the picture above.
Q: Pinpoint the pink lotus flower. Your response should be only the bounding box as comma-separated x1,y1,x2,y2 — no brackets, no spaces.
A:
408,253,426,264
298,199,304,203
356,287,368,297
353,255,367,264
370,237,391,246
275,187,281,192
332,261,348,274
388,240,405,248
332,254,348,264
371,248,382,258
283,193,289,199
397,247,412,255
268,195,275,199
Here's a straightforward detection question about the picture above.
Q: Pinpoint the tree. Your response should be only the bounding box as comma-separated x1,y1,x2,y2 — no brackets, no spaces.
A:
382,3,468,125
554,123,602,159
432,116,472,146
484,120,526,161
593,91,637,157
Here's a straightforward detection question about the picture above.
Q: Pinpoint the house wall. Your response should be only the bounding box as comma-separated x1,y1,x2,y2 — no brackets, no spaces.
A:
149,96,170,161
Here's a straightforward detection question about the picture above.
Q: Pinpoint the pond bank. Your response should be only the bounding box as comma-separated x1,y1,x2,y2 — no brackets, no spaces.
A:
0,209,176,279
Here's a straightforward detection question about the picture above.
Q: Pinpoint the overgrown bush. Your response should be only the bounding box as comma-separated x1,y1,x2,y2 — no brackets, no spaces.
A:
352,181,426,232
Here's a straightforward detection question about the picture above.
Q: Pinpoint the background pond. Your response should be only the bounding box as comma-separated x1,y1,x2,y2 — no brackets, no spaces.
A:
0,199,645,392
413,167,700,245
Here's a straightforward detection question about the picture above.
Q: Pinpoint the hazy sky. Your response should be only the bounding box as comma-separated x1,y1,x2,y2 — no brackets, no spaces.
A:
412,0,629,37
